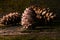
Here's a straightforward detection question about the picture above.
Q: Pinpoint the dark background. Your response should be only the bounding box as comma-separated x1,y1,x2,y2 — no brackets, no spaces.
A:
0,0,60,39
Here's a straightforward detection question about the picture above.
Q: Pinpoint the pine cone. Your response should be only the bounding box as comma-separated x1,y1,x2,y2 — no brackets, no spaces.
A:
21,7,36,29
0,12,21,25
31,6,56,25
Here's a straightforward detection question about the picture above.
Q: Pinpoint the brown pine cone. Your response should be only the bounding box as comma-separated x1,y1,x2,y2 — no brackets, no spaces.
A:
0,12,21,25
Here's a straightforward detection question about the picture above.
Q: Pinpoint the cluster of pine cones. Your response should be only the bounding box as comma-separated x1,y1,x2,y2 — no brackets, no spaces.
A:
21,6,56,29
0,12,20,25
0,6,56,27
